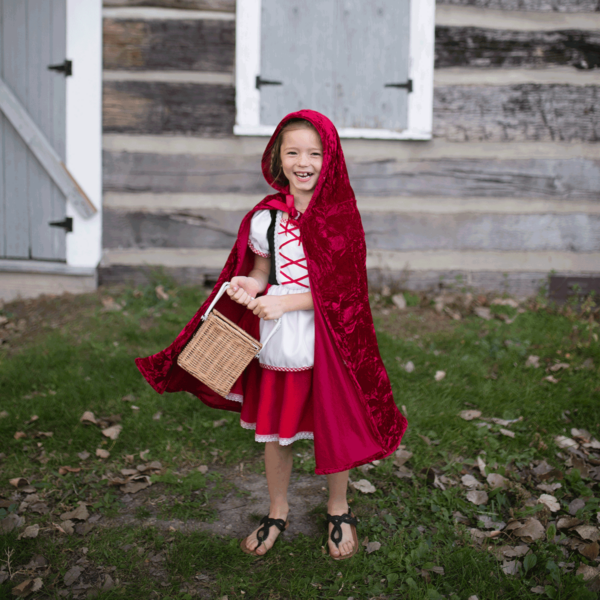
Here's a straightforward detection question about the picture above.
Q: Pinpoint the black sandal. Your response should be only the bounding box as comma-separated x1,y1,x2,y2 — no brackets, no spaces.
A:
240,515,289,556
326,508,359,560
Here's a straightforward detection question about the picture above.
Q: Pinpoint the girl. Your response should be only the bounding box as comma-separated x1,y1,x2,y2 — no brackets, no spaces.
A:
135,110,407,560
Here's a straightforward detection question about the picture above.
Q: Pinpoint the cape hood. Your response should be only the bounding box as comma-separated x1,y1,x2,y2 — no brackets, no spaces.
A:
135,110,407,474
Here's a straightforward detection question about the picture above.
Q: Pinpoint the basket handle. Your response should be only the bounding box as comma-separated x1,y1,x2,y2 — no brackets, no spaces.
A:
202,282,281,355
256,318,281,358
201,281,231,321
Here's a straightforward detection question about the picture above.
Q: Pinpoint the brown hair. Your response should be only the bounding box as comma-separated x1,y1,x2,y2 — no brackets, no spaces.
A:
269,118,319,187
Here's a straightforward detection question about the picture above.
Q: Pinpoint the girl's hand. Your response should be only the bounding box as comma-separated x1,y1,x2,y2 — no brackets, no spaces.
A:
247,295,288,320
227,276,261,306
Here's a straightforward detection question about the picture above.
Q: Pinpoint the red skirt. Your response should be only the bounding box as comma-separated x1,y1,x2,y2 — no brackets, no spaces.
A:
229,366,314,445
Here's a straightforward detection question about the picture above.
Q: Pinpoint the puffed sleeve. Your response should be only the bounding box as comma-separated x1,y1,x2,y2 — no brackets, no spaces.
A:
248,210,271,258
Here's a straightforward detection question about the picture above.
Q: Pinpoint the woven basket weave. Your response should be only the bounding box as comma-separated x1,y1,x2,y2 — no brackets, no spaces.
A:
178,308,262,398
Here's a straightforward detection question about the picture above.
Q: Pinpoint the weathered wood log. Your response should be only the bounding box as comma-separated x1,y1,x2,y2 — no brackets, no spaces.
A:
103,18,234,72
102,79,600,142
103,208,244,249
436,0,600,12
102,81,235,135
435,27,600,70
434,84,600,142
103,151,600,199
102,0,235,12
103,207,600,253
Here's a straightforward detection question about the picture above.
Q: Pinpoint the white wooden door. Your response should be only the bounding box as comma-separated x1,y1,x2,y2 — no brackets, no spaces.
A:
0,0,68,261
259,0,411,131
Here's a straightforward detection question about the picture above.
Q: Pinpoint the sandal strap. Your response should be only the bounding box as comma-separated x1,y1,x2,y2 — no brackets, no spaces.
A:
326,510,358,548
256,516,287,547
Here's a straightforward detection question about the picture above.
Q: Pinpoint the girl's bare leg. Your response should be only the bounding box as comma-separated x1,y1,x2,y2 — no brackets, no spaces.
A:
244,442,293,555
327,470,356,557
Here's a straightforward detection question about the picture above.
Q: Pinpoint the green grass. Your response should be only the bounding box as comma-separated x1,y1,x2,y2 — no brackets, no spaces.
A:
1,284,599,599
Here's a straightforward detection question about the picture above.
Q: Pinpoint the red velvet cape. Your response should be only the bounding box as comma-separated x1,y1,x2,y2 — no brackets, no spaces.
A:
135,110,407,474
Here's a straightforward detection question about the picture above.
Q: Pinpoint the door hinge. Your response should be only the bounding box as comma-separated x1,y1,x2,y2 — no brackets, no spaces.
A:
384,79,413,93
256,75,282,89
48,60,72,77
49,217,73,233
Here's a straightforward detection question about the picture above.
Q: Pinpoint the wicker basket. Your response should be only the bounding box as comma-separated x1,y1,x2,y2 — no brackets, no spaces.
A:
177,282,280,397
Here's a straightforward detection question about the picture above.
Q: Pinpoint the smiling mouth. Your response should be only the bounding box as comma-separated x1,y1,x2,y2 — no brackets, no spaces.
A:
294,172,313,182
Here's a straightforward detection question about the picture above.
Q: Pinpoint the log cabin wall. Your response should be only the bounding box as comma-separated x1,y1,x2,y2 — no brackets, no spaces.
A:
100,0,600,296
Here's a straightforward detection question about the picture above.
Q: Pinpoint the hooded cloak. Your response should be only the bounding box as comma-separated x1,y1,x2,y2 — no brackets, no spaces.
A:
135,110,407,474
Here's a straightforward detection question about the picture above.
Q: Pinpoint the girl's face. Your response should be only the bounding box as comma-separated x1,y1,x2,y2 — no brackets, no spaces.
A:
280,126,323,198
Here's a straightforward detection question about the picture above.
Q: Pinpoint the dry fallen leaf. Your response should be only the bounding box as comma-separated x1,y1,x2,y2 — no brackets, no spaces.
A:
499,428,515,438
153,412,162,420
487,473,509,490
513,518,545,542
576,564,600,583
394,449,413,467
434,370,446,382
80,411,97,425
525,355,540,368
461,474,482,489
538,494,560,512
579,541,599,560
366,541,381,554
140,449,150,460
61,503,89,522
77,451,90,460
58,466,81,475
213,418,227,428
502,560,520,576
101,297,123,312
96,448,110,459
155,285,169,301
537,482,562,493
549,362,569,372
543,375,559,384
64,565,82,587
120,474,151,494
352,479,376,494
574,525,600,543
197,465,209,474
477,456,487,476
14,431,26,440
102,425,122,440
395,466,413,479
474,307,492,320
466,490,488,505
569,497,586,515
12,578,43,598
18,524,40,540
555,435,578,449
9,477,29,488
459,410,482,421
557,516,582,530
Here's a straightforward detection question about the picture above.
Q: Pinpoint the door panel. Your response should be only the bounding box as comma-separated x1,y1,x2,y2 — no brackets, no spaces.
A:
334,0,410,130
259,0,411,132
260,0,336,127
0,0,67,261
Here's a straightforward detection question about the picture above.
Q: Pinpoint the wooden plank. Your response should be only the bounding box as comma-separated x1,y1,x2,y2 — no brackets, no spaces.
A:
0,77,97,218
102,0,235,12
101,80,600,141
435,27,600,70
103,17,234,72
102,208,243,249
2,0,29,258
434,84,600,142
103,150,600,199
436,0,600,12
102,81,234,135
436,5,600,31
0,1,4,258
103,133,600,160
435,67,600,86
103,208,600,253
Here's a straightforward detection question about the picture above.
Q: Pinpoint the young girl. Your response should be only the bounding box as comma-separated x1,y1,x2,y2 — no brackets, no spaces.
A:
135,110,407,560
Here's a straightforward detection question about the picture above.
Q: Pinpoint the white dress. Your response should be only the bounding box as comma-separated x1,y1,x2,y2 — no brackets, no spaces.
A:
248,210,315,371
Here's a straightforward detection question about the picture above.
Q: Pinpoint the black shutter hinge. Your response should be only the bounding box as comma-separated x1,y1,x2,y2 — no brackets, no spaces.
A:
48,60,72,77
49,217,73,233
384,79,413,93
256,75,282,89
